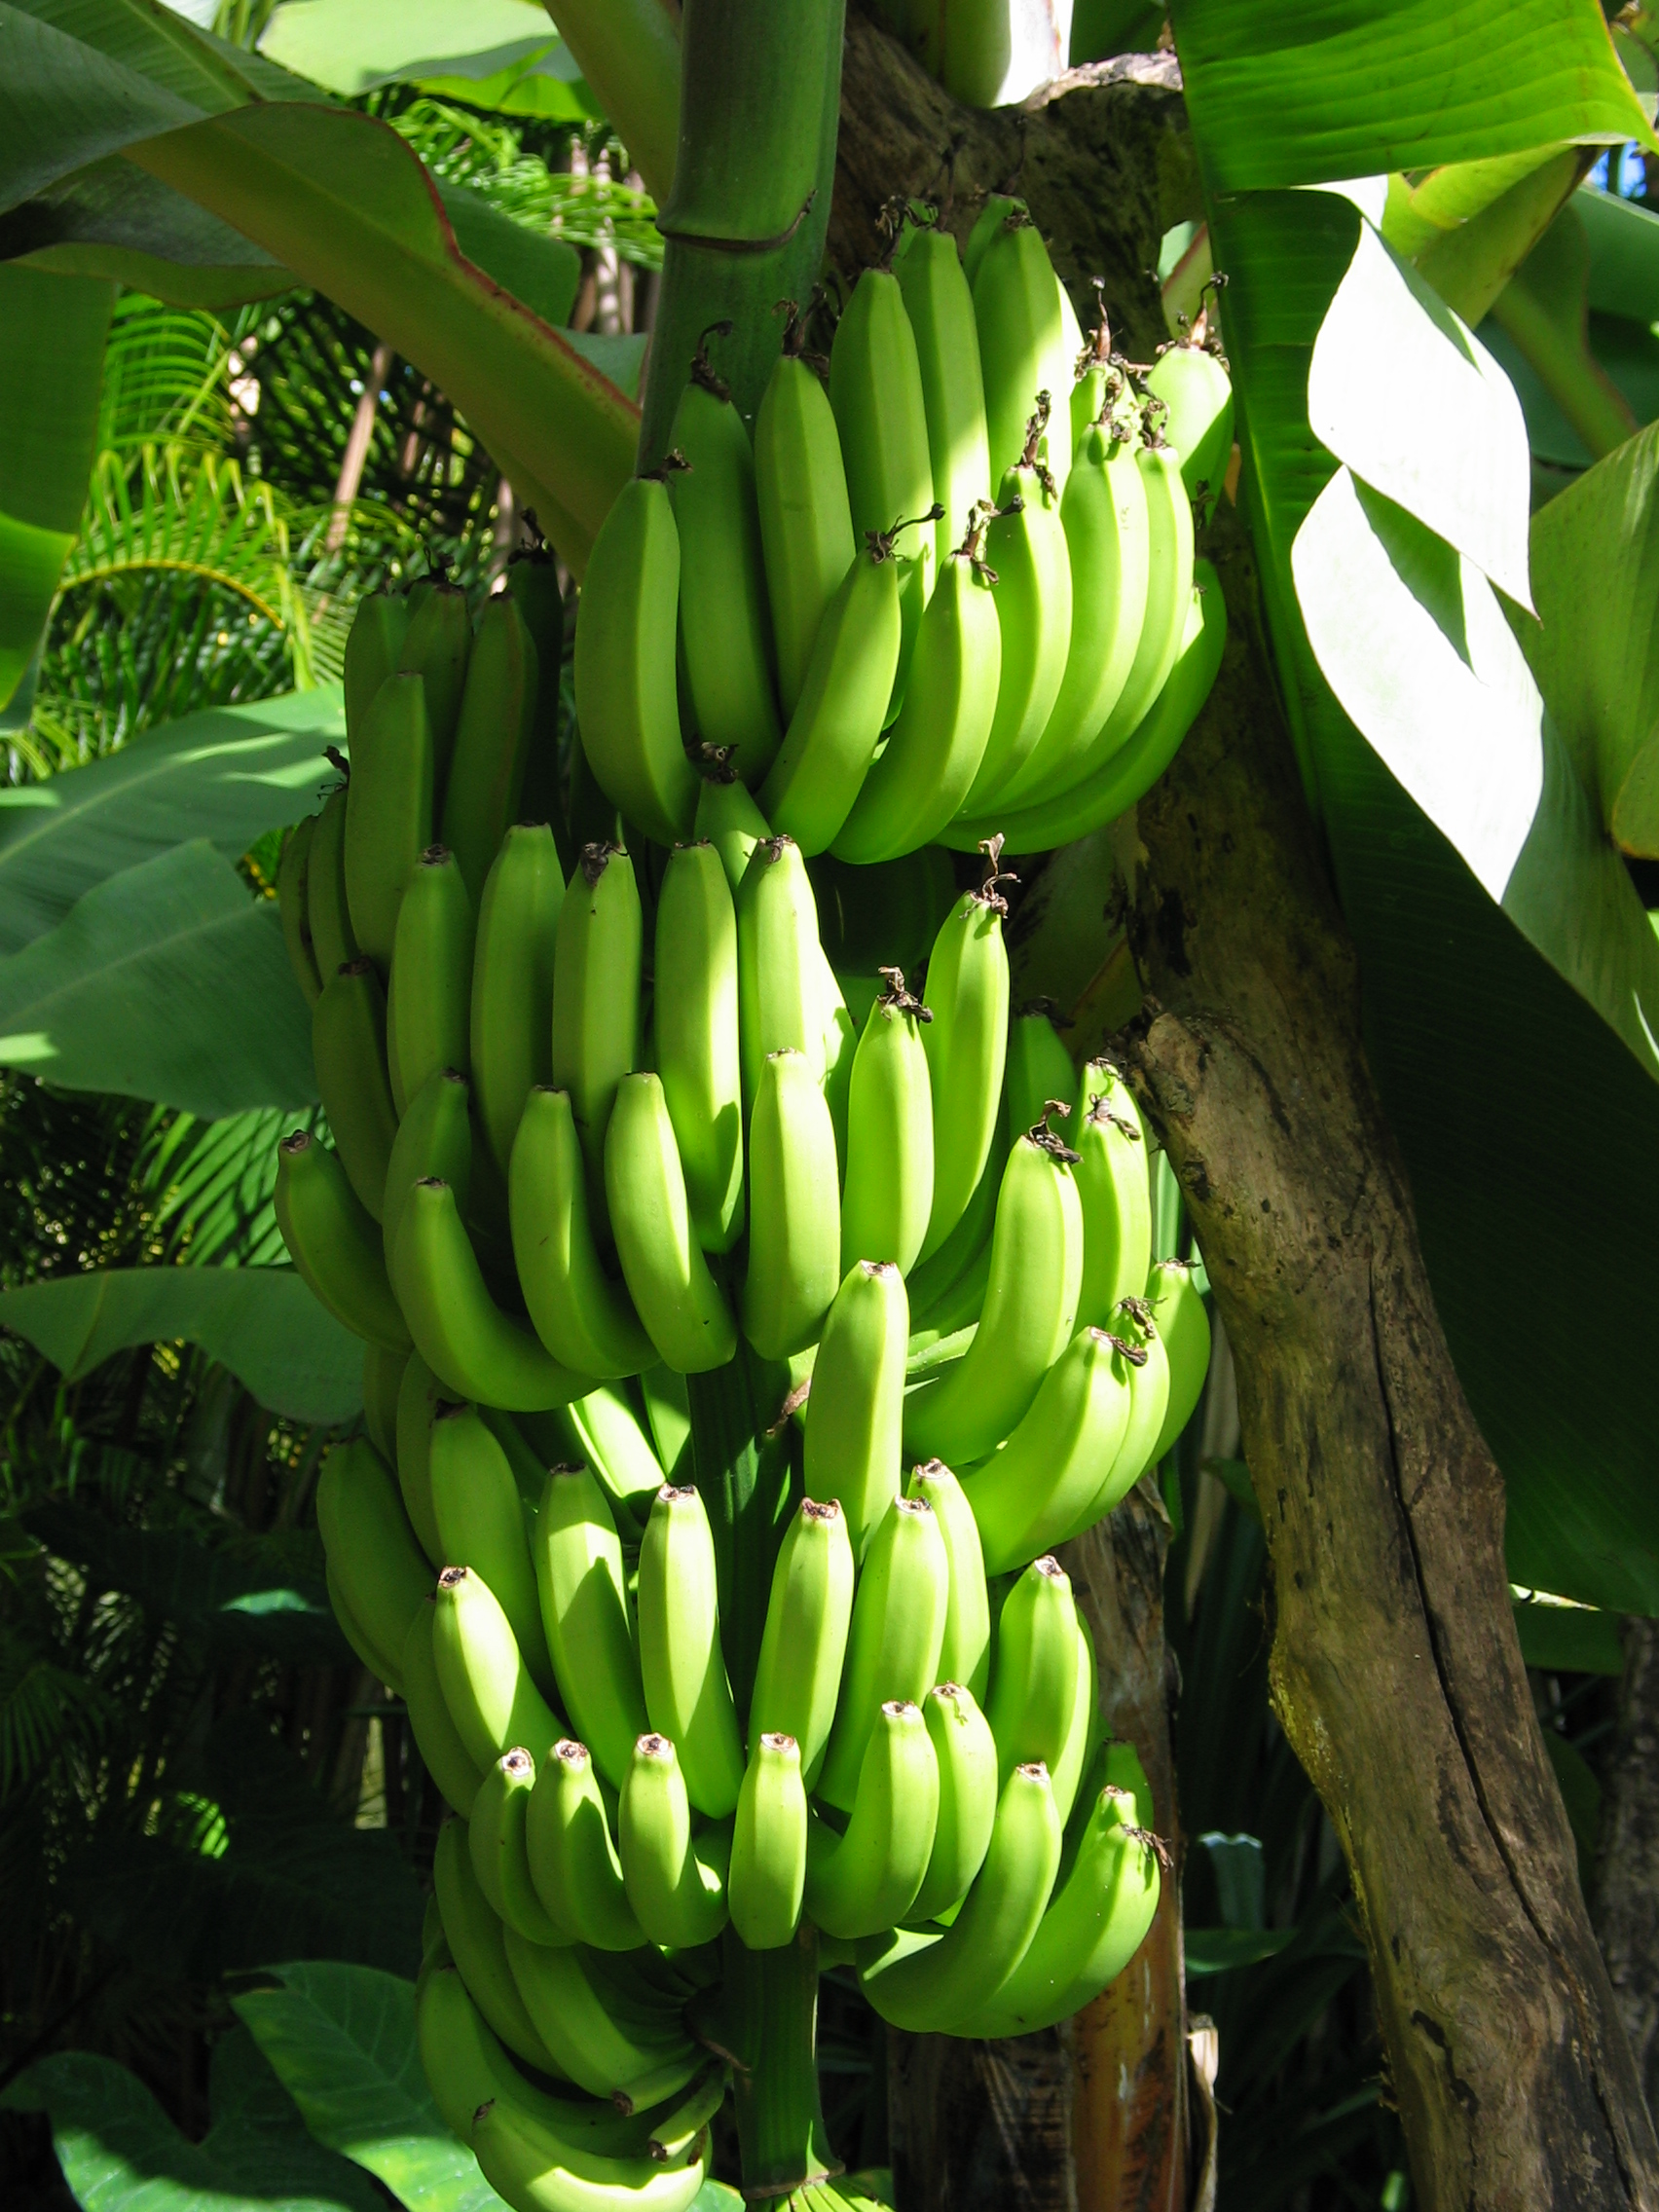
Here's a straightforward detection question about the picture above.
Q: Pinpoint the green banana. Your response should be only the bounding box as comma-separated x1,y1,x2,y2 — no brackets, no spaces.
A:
397,577,472,800
428,1403,555,1702
957,424,1073,813
728,1731,808,1950
344,672,435,966
959,1325,1136,1573
392,1177,595,1412
974,207,1073,496
327,1561,400,1686
838,978,934,1275
277,814,322,1006
1146,334,1235,499
362,1341,406,1462
472,825,565,1179
694,765,770,896
401,1600,483,1817
383,1064,473,1278
534,1462,648,1789
815,945,859,1172
275,1129,408,1349
511,1088,656,1380
668,342,781,787
1050,1614,1098,1828
956,1785,1161,2038
305,783,357,978
312,958,399,1221
504,551,571,849
1073,1069,1153,1327
640,1368,691,1485
1072,434,1196,781
637,1485,745,1818
903,1126,1085,1465
985,1556,1082,1786
801,1261,906,1565
804,1699,939,1939
741,1049,841,1362
653,841,744,1253
470,2083,707,2212
618,1733,731,1948
525,1737,645,1951
896,219,991,572
904,1096,1003,1334
432,1563,564,1772
817,1492,949,1813
857,1759,1062,2032
432,1817,568,2076
963,193,1019,288
387,844,474,1113
918,848,1013,1261
756,532,904,854
1062,1297,1171,1536
735,833,827,1104
905,1458,990,1702
502,1926,700,2110
749,1495,855,1788
754,333,857,721
908,1680,998,1923
1004,1004,1076,1152
394,1351,444,1567
830,510,1002,864
441,590,538,906
555,1386,670,1534
605,1074,738,1375
472,1748,568,1944
343,587,409,742
645,2067,728,2165
1143,1258,1210,1462
550,842,642,1226
572,476,698,846
315,1438,429,1690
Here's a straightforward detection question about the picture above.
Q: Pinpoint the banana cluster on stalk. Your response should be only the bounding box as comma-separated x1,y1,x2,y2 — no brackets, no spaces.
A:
573,203,1230,866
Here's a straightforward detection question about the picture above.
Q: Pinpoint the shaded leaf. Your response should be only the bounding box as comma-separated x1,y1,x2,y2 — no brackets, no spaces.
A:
259,0,578,100
3,154,291,306
1513,1598,1625,1675
0,1261,363,1424
1184,1927,1297,1975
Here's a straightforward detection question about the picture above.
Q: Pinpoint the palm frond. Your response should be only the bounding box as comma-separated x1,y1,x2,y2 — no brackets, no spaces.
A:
96,295,237,455
133,1104,318,1268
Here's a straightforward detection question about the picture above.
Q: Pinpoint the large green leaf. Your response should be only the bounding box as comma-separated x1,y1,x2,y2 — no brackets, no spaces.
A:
5,2035,381,2212
4,157,291,306
0,1262,362,1421
0,684,344,952
0,841,317,1114
1174,0,1653,195
235,1962,498,2212
260,0,583,103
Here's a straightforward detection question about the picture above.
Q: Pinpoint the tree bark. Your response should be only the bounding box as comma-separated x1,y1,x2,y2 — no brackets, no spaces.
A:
834,11,1659,2204
1596,1617,1659,2119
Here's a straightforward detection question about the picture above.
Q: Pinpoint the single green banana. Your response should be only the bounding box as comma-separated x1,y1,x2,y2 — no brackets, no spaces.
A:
618,1732,731,1949
344,672,434,966
432,1563,565,1772
1073,1072,1153,1327
277,814,322,1006
397,577,472,800
315,1438,428,1690
837,977,934,1275
429,1403,555,1703
749,1496,855,1788
857,1759,1062,2032
963,193,1020,287
905,1458,991,1702
904,1097,1003,1334
728,1731,808,1950
275,1129,408,1349
960,1326,1136,1573
441,590,538,906
572,476,698,846
756,532,904,855
805,1699,939,1939
903,1127,1085,1465
693,765,770,895
472,823,565,1178
908,1680,999,1923
1144,1257,1210,1461
985,1556,1082,1786
402,1600,483,1816
817,1492,949,1813
312,957,399,1221
395,1351,444,1567
472,1748,568,1944
956,1785,1161,2038
605,1074,738,1375
470,2083,707,2212
653,841,744,1253
305,783,358,979
1049,1614,1098,1829
504,551,571,849
387,844,474,1113
995,423,1151,808
525,1737,644,1950
958,435,1073,812
645,2067,729,2165
392,1177,595,1412
741,1049,841,1362
554,1386,670,1533
802,1263,906,1565
1004,1004,1076,1151
327,1561,401,1686
534,1463,647,1790
343,587,410,741
735,834,827,1105
383,1065,472,1279
669,346,781,786
974,208,1073,496
896,219,992,572
502,1926,700,2110
432,1818,568,2075
918,849,1013,1261
637,1485,745,1819
830,510,1002,863
551,842,642,1226
511,1088,656,1380
1062,1297,1171,1536
1146,335,1235,500
361,1341,406,1463
754,336,857,721
814,942,859,1172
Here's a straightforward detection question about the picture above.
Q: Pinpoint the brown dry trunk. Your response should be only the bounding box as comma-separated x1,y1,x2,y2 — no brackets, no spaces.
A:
835,12,1659,2204
1596,1619,1659,2119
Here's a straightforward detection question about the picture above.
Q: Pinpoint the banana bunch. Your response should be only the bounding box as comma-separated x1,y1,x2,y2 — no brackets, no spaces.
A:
572,204,1228,869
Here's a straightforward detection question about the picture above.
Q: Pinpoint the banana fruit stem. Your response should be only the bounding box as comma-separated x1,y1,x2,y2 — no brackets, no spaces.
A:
717,1926,841,2198
685,1337,796,1715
